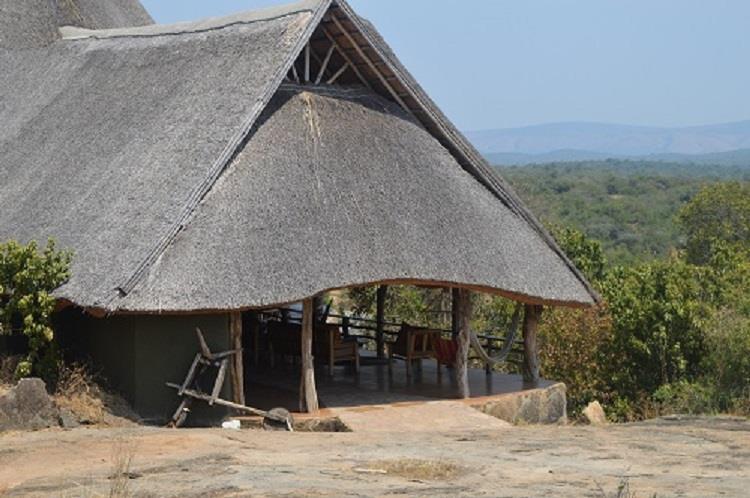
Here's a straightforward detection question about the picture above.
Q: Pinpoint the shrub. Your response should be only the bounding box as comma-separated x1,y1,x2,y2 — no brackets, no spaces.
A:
702,309,750,407
538,304,614,416
652,381,717,416
599,259,708,402
0,239,71,381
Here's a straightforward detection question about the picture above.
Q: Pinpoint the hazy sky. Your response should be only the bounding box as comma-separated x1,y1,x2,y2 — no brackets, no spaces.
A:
140,0,750,131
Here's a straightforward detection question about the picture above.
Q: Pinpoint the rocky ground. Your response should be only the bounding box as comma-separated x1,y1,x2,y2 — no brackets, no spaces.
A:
0,415,748,497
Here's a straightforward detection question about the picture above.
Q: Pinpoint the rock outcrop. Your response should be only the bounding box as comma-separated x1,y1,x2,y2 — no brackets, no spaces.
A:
0,378,60,432
474,382,568,425
582,401,608,425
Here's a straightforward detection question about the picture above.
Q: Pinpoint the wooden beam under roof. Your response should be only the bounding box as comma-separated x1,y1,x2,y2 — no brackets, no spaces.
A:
321,26,372,89
328,13,408,111
315,44,336,84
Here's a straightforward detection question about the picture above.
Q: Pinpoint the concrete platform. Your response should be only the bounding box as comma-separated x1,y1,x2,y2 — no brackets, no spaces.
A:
242,355,567,429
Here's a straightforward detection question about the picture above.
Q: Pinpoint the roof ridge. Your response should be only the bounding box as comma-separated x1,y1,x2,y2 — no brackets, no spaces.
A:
111,0,333,307
60,0,324,41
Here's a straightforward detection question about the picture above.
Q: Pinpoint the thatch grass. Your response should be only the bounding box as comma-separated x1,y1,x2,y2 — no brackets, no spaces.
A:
108,437,137,498
54,363,139,427
363,458,464,481
596,476,656,498
55,363,106,424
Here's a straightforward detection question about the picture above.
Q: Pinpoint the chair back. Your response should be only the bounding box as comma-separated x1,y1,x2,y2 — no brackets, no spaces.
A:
433,337,457,366
393,324,437,356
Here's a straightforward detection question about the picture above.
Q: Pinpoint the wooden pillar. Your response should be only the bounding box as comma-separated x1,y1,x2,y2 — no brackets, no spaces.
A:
451,288,460,339
522,304,543,386
376,285,388,359
300,298,319,413
454,288,472,399
229,311,245,406
248,311,260,367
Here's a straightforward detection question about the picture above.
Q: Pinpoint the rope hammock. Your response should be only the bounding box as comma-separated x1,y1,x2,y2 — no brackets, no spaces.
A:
469,303,523,367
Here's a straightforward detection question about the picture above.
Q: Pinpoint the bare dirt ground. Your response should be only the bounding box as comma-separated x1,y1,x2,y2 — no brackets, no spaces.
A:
0,416,748,497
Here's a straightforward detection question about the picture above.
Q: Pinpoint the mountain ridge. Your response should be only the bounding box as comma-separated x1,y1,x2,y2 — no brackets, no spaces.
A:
484,148,750,167
465,120,750,164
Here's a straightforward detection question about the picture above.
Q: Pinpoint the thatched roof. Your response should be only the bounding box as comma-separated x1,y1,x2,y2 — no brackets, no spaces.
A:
0,0,598,313
0,0,152,48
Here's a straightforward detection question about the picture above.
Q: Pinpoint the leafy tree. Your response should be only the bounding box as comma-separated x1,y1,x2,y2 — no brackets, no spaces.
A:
550,225,606,282
702,309,750,406
599,259,708,404
677,182,750,265
0,239,71,380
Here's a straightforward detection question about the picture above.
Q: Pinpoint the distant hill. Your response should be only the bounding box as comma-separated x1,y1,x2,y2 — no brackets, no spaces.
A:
465,120,750,166
484,148,750,167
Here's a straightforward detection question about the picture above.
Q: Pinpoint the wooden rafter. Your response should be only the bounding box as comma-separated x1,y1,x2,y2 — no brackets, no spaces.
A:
321,26,372,89
327,62,350,85
308,43,335,83
291,63,300,84
328,14,408,110
315,44,336,85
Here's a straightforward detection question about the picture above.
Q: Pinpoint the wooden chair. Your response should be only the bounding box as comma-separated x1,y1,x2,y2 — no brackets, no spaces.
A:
387,324,440,378
315,323,359,376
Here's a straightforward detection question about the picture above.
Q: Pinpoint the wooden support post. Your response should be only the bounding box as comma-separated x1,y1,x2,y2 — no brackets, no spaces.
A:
229,312,245,406
454,288,472,399
522,304,543,386
451,288,460,340
376,285,388,359
248,311,260,367
300,298,319,413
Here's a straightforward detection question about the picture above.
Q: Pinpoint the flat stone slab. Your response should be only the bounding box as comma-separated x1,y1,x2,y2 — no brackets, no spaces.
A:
331,400,512,432
473,382,568,424
322,382,567,431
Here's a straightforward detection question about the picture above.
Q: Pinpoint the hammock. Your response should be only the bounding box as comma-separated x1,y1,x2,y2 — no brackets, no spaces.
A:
469,303,523,367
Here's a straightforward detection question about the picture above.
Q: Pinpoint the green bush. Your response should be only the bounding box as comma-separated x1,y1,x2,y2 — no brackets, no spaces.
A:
652,381,717,416
599,259,708,401
538,305,614,416
702,309,750,406
0,239,71,381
